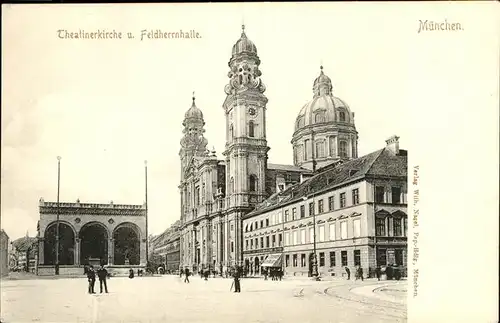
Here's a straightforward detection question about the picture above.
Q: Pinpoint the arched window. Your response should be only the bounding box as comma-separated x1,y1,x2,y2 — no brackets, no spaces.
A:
315,141,325,158
339,111,346,122
304,139,310,160
329,137,336,156
249,175,258,192
339,140,348,158
229,124,234,139
295,145,304,163
296,116,305,129
230,177,235,194
249,121,255,137
315,112,325,123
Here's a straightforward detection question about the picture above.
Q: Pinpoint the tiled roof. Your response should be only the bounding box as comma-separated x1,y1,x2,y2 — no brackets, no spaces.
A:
1,229,9,240
267,163,312,173
247,147,407,218
12,236,37,252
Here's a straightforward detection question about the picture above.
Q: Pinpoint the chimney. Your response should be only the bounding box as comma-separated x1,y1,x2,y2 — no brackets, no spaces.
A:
385,135,400,155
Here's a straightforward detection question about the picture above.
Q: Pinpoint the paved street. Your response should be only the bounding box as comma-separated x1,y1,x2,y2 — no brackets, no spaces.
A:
1,275,406,323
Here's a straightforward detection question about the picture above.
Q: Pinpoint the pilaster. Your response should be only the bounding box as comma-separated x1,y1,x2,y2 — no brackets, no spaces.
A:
75,238,80,265
108,238,114,265
38,238,44,265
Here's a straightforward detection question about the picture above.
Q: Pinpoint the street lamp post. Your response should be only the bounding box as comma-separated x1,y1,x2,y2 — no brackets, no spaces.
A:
281,205,285,276
312,195,319,279
55,156,61,275
304,191,320,280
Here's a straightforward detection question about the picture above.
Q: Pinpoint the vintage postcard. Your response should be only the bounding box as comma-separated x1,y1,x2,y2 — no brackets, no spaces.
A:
1,3,498,323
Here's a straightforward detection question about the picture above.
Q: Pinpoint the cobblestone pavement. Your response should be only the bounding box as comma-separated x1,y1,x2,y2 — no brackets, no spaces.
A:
1,275,407,323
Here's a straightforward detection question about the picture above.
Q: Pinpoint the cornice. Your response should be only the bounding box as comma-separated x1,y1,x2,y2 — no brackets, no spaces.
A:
39,207,146,216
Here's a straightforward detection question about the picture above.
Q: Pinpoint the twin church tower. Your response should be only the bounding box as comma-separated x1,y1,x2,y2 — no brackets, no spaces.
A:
178,26,358,271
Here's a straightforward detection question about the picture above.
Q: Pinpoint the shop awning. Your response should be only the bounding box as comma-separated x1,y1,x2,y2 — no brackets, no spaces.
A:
260,254,283,267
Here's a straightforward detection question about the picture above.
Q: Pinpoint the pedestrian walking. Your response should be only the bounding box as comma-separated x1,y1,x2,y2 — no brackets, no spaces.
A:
97,265,109,293
264,268,268,280
180,268,184,278
356,266,364,281
184,268,190,283
233,266,241,293
87,265,96,294
128,268,134,279
375,266,381,281
344,266,351,280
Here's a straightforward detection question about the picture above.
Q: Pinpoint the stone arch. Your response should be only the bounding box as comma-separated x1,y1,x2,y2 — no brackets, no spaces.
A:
391,210,407,218
44,221,76,265
113,222,141,265
79,221,110,265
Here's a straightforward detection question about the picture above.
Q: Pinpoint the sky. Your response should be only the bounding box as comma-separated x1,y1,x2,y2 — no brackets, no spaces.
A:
1,3,497,244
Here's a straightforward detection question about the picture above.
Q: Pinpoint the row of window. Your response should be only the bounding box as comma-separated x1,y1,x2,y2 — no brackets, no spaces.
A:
285,250,358,268
284,248,405,268
246,190,359,232
245,186,404,232
245,220,361,251
228,121,258,139
296,110,348,129
295,138,350,162
375,216,407,237
245,215,407,250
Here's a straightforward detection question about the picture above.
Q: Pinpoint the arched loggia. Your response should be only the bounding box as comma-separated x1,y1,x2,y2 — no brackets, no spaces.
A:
44,222,75,265
79,222,109,265
113,223,141,265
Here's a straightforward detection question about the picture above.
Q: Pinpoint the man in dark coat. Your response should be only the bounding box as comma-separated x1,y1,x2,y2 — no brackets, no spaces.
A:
345,266,351,280
184,268,190,283
87,265,96,294
97,265,109,293
357,266,364,281
233,266,241,293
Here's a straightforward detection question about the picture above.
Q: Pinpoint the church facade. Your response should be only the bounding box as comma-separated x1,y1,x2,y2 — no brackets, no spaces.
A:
178,27,312,273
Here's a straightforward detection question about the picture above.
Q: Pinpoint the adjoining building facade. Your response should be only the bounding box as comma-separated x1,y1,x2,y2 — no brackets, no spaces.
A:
37,198,147,275
150,220,181,273
165,231,180,273
243,137,408,278
11,234,37,273
0,229,9,277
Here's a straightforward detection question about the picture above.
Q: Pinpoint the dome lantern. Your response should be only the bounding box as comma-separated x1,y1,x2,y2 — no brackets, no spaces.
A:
231,24,258,57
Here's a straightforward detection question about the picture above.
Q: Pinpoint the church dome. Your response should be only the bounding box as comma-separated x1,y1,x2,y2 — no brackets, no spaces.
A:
231,25,257,57
294,67,354,133
313,69,332,87
184,96,203,121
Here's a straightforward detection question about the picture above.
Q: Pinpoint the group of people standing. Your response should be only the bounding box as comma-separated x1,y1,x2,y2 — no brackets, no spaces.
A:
85,265,109,294
263,268,283,281
344,265,364,281
178,266,242,293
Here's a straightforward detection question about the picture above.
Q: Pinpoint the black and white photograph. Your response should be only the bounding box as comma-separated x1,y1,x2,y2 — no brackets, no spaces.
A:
1,3,498,323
